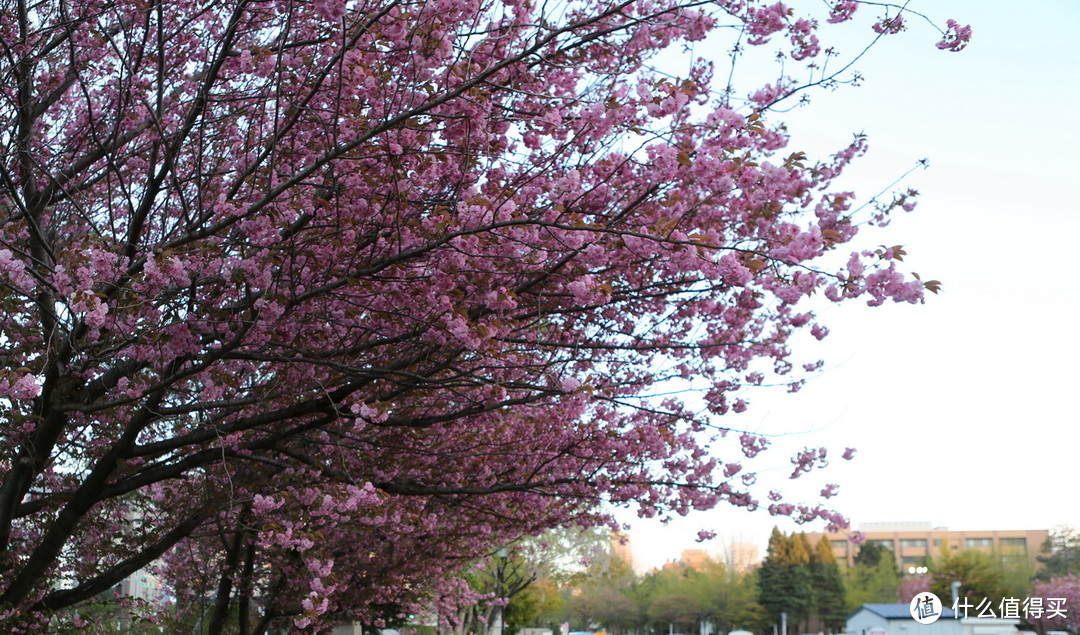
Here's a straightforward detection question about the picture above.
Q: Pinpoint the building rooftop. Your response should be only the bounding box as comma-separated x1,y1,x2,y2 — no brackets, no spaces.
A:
858,521,936,532
855,603,957,620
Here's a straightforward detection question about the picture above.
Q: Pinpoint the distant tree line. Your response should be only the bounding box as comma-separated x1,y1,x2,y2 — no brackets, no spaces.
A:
450,526,1080,635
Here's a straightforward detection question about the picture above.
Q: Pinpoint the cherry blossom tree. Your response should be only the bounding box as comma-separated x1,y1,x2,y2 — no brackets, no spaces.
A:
898,574,931,603
1029,576,1080,633
0,0,968,629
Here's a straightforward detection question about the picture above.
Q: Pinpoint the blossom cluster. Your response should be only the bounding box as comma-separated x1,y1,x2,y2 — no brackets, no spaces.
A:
0,0,967,629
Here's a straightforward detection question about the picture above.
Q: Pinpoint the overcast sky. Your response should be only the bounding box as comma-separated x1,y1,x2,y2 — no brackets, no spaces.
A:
622,0,1080,572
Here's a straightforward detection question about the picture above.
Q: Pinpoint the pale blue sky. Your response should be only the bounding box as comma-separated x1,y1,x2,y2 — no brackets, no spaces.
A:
624,0,1080,572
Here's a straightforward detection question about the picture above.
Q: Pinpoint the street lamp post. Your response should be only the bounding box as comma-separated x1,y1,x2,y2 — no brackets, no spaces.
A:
493,547,510,635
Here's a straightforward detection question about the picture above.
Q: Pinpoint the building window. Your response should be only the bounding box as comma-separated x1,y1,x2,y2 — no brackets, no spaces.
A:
966,538,993,548
871,539,896,551
900,539,928,549
831,540,848,555
1000,537,1027,553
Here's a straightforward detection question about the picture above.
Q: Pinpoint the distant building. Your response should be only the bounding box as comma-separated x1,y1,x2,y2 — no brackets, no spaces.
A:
728,541,759,572
657,548,716,573
806,522,1048,571
611,531,633,569
847,603,1018,635
679,548,711,570
118,567,163,602
105,509,166,604
654,544,757,574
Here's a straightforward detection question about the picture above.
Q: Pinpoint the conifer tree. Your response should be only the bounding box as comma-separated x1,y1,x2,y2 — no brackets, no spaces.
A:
758,528,814,633
845,543,901,609
811,537,848,633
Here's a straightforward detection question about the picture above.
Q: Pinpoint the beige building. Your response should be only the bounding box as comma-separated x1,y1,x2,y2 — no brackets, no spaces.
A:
805,521,1048,571
678,548,712,570
610,530,633,569
728,541,759,573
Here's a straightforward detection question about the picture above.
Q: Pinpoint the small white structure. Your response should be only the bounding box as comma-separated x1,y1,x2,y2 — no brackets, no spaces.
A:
118,566,163,602
958,618,1023,635
847,604,1019,635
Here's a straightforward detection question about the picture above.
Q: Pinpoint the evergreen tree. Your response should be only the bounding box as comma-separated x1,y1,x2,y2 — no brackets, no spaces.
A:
812,538,848,633
844,543,900,610
758,528,814,634
854,541,893,568
1038,527,1080,581
790,533,817,630
791,533,813,565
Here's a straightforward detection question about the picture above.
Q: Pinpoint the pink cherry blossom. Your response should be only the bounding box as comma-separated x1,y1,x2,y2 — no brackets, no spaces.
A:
827,1,859,24
936,19,974,52
0,0,967,628
873,14,906,35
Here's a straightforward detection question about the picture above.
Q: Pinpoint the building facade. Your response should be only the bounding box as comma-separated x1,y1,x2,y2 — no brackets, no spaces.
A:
728,541,759,573
805,522,1048,571
610,530,633,569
